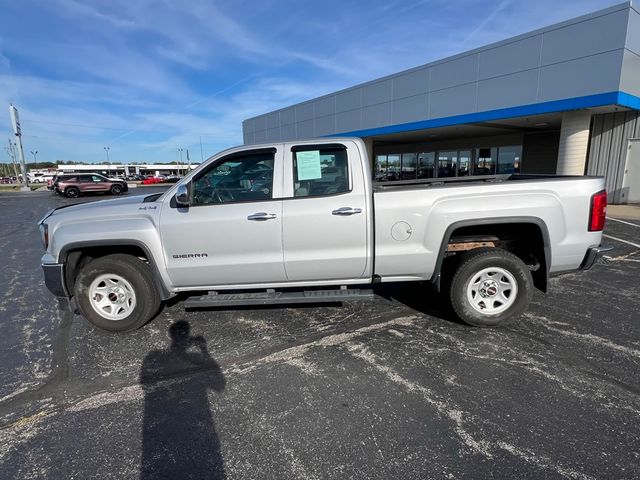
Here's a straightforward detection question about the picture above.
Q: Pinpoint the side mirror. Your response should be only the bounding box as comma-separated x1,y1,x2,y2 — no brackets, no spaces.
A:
175,183,190,207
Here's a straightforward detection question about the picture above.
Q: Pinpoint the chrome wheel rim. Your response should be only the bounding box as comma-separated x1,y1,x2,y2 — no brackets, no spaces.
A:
88,274,137,321
466,267,517,315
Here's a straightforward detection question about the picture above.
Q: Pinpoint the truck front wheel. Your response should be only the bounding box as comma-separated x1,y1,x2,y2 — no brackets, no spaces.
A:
449,248,533,327
74,254,161,332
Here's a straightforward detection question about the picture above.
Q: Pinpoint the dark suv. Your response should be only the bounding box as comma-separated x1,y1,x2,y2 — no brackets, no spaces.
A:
54,173,128,198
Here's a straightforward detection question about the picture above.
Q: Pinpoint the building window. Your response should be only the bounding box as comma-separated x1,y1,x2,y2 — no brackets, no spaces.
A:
401,153,417,180
387,154,401,181
437,151,458,177
418,152,435,178
374,155,388,181
474,147,497,175
497,145,522,174
459,150,471,176
373,144,523,181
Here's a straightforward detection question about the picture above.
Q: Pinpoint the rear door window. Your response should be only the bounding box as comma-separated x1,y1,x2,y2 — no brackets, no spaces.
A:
292,146,349,197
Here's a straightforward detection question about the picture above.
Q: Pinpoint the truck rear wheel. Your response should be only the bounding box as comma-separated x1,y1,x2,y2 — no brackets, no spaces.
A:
449,248,533,327
74,254,161,332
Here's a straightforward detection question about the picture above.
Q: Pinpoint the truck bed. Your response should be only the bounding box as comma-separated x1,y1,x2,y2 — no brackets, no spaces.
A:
371,174,605,281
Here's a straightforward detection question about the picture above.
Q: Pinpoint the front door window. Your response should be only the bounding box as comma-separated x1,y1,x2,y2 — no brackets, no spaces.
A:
192,151,274,205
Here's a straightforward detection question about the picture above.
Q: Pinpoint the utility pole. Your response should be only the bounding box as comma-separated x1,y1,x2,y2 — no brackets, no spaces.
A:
6,139,19,180
104,146,110,176
9,104,30,191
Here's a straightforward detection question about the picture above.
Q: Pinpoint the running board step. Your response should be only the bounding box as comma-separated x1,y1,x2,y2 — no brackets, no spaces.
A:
183,288,374,309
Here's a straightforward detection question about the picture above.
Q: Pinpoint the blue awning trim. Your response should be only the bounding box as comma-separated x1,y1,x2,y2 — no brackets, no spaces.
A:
617,91,640,110
329,90,640,138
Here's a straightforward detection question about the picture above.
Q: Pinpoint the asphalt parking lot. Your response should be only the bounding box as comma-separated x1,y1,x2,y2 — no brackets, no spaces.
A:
0,189,639,479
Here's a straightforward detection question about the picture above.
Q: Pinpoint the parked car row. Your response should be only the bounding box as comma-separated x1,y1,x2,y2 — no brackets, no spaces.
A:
141,174,181,184
1,175,49,184
29,173,56,183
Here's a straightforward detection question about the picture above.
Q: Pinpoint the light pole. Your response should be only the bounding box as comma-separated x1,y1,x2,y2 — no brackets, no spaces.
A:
177,148,183,176
9,104,30,191
104,146,110,177
30,150,38,163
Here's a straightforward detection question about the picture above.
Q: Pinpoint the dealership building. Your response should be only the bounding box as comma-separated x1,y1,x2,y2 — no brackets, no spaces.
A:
243,2,640,203
56,164,195,177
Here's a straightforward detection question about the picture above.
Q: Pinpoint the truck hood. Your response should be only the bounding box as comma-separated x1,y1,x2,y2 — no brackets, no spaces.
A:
40,193,161,224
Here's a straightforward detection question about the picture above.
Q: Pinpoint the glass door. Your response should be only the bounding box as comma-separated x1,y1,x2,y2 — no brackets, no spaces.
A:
458,150,471,176
418,152,435,178
387,154,401,181
437,151,458,177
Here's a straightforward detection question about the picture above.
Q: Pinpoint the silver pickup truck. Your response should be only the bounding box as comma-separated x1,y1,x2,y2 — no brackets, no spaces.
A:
39,138,610,332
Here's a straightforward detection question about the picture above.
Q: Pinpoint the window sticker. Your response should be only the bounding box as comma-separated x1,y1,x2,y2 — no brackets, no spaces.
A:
296,150,322,180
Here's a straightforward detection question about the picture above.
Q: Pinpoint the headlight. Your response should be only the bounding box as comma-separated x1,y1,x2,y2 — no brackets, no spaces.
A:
40,223,49,249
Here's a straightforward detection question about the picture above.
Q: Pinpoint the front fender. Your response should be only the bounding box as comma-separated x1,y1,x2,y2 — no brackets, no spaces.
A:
50,217,174,300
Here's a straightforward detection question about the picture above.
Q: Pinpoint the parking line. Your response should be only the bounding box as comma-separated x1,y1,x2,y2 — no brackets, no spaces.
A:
607,217,640,228
602,234,640,249
604,255,640,263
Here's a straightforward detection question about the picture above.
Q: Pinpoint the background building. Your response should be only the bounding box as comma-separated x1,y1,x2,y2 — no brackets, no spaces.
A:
56,164,196,177
243,2,640,204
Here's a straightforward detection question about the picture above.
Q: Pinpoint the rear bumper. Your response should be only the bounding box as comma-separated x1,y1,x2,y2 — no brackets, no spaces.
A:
42,263,69,297
579,245,613,270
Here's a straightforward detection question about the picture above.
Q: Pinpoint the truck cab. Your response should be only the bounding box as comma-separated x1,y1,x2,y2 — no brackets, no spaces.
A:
162,140,372,289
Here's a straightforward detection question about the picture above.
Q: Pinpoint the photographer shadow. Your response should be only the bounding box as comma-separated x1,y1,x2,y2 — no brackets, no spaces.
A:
140,321,226,480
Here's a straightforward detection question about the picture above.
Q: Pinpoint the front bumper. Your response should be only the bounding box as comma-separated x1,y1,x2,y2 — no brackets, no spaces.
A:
42,263,69,297
579,245,613,270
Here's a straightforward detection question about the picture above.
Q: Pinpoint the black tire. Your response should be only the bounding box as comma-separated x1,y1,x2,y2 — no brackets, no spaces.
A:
449,248,533,327
74,254,162,332
110,184,123,195
65,187,80,198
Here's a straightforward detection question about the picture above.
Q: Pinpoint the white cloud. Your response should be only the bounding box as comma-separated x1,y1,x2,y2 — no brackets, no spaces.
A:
0,37,10,70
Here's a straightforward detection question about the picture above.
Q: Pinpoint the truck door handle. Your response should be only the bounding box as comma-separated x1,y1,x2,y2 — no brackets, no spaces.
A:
247,212,277,221
332,207,362,216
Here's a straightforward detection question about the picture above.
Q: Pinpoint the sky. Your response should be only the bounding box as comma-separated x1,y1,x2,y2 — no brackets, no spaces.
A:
0,0,621,164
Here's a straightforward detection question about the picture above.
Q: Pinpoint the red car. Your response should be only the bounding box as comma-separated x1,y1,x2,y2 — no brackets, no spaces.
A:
142,176,166,185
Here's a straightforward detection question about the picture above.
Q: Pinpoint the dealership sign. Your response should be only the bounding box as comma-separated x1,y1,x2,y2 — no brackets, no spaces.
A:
9,104,21,136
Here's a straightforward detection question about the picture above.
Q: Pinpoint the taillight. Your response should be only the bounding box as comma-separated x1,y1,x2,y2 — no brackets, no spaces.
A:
40,223,49,249
588,190,607,232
